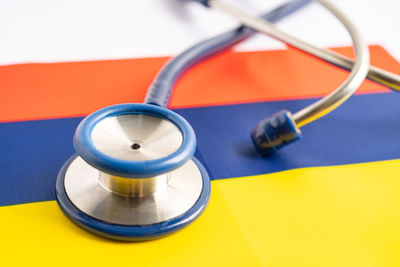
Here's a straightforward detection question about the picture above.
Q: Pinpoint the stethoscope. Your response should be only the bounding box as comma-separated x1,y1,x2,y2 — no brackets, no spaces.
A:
55,0,400,241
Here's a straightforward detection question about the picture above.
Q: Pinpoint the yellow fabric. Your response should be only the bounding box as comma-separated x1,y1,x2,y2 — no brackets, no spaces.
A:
1,160,400,266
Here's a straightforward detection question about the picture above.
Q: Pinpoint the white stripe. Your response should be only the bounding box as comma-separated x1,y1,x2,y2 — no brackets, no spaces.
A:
0,0,399,65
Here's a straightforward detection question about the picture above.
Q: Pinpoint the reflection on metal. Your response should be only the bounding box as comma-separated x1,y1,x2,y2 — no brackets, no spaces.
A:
64,156,203,225
99,172,169,197
91,114,183,161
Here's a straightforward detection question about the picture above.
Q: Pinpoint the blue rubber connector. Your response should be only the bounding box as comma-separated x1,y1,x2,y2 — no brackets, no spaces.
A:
251,110,301,156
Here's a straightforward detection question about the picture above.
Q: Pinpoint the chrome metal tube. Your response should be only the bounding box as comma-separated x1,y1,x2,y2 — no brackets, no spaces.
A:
209,0,373,127
99,172,169,197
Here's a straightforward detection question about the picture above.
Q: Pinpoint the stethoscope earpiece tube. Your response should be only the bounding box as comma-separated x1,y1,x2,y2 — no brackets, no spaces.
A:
204,0,372,154
145,0,311,107
209,0,370,130
251,110,301,156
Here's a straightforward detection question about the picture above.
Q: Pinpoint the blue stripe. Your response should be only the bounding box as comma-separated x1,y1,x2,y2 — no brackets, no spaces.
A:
1,92,400,206
176,92,400,179
0,118,78,206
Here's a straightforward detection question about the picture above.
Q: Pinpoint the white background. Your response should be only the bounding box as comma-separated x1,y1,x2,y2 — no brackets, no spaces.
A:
0,0,399,65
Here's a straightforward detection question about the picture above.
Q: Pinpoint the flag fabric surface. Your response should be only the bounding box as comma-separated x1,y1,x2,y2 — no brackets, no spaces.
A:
1,1,400,266
1,45,400,266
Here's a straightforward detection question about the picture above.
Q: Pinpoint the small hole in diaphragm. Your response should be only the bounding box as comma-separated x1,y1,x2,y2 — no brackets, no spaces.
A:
130,143,141,150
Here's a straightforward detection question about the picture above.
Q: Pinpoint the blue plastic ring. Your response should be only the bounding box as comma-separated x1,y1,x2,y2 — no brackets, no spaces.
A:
56,154,211,241
74,103,196,178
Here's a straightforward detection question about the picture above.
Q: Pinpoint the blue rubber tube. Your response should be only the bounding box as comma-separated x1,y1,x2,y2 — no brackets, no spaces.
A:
144,0,311,107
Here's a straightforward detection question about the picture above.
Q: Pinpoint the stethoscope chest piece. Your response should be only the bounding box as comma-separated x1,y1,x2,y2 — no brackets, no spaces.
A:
56,103,211,241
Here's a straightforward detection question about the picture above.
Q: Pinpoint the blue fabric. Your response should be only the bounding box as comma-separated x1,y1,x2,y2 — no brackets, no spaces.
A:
0,118,79,206
1,92,400,206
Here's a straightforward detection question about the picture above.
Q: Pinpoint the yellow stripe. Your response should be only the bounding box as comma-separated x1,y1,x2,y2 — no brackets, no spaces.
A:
1,160,400,266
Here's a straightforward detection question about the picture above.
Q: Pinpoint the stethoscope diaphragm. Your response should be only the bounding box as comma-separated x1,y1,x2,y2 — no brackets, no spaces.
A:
56,103,211,240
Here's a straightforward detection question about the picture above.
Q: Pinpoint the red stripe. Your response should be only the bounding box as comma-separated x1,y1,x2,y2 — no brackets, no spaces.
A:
0,45,398,123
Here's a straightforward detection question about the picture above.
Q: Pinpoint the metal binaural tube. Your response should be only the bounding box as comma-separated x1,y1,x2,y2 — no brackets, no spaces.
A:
209,0,370,127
